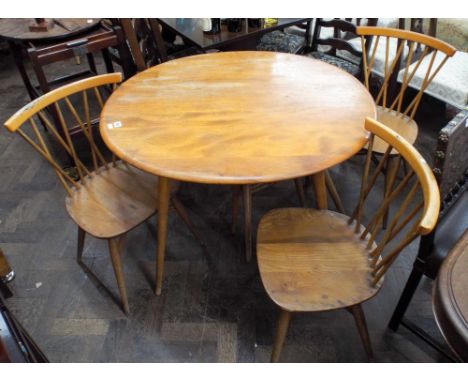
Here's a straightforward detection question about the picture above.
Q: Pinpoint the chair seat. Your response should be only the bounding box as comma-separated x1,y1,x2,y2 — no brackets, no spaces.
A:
65,161,159,238
257,208,380,313
373,106,419,154
306,51,361,77
256,31,306,54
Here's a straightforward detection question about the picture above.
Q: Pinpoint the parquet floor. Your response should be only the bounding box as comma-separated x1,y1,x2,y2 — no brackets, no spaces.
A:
0,50,452,362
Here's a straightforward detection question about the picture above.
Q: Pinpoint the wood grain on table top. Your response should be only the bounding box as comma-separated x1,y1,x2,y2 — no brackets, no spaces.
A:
100,51,376,184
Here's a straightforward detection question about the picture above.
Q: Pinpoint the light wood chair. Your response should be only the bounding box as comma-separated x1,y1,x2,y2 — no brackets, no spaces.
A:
256,117,440,362
231,173,345,264
356,27,457,155
3,73,204,314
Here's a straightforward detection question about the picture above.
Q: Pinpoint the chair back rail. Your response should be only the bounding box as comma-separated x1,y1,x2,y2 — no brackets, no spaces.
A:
348,118,439,286
311,18,378,60
4,73,122,196
118,18,168,72
357,27,457,120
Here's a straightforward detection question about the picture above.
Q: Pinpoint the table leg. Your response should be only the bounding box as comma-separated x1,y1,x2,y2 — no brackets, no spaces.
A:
242,185,252,262
8,41,37,100
312,171,328,210
155,176,170,296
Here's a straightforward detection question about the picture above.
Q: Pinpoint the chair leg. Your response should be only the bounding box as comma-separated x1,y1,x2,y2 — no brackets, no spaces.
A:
388,268,425,331
171,195,207,251
348,304,374,361
107,237,129,315
325,170,345,213
77,226,86,263
294,178,307,207
231,186,241,234
242,185,252,263
271,309,292,363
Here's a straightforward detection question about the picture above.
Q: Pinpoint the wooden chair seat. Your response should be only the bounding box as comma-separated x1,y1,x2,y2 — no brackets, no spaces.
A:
65,161,159,239
257,208,380,313
258,118,440,362
373,106,418,154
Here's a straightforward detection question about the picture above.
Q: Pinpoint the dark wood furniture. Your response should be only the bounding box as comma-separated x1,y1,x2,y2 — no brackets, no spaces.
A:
1,284,48,362
0,18,100,41
157,18,310,51
27,24,134,96
100,51,376,295
433,229,468,361
308,18,378,77
388,109,468,360
116,18,207,73
1,247,48,363
0,18,133,100
257,117,440,362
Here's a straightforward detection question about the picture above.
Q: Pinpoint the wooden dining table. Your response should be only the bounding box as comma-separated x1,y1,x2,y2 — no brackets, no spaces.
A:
100,51,376,295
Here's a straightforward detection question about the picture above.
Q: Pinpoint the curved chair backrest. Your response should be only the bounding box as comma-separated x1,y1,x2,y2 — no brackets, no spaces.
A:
4,73,122,196
117,18,168,72
348,117,440,286
356,26,457,119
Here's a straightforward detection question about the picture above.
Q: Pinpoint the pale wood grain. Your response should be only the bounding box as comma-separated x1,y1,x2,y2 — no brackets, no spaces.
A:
100,51,376,184
257,117,440,362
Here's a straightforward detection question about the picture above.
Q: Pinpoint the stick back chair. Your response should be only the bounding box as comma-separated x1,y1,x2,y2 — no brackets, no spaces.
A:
307,18,378,78
256,117,440,362
356,27,457,154
3,74,204,314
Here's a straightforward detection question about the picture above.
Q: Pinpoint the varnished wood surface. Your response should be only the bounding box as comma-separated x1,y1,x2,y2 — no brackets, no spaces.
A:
364,118,439,235
65,161,158,239
1,51,451,363
372,107,418,154
257,208,381,313
433,229,468,361
256,117,441,362
101,51,376,185
0,18,101,41
357,26,457,56
158,18,309,50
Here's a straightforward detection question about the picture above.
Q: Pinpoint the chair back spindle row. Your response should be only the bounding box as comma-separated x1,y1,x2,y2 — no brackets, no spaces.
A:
348,118,440,286
357,27,456,119
4,73,122,196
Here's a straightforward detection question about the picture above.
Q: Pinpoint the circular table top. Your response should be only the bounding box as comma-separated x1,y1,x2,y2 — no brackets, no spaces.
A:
433,229,468,361
0,18,101,41
100,51,376,184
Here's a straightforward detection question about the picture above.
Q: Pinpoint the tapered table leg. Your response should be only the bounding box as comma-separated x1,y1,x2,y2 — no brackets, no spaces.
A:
312,171,328,210
242,185,252,263
155,176,170,295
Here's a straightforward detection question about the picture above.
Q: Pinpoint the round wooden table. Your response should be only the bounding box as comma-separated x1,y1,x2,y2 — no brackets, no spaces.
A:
433,229,468,361
100,51,376,294
0,18,103,101
0,18,101,41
